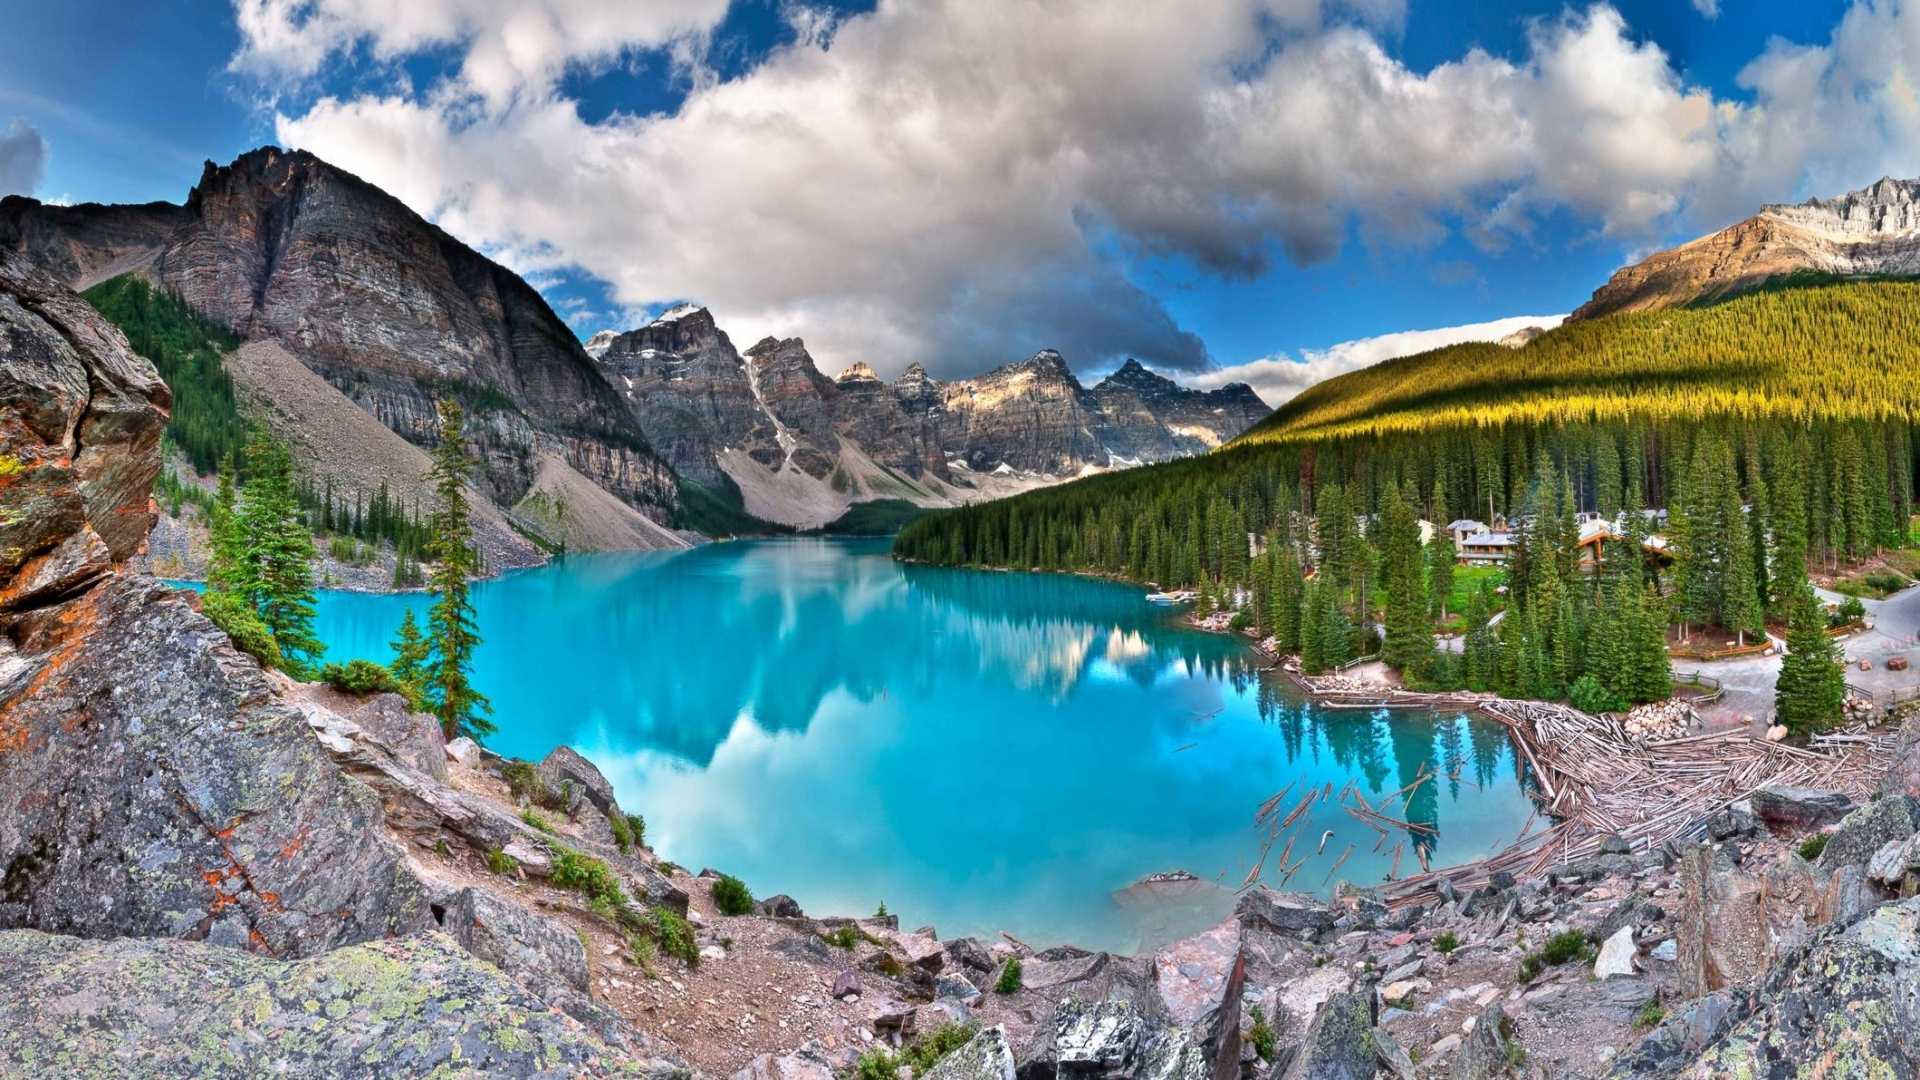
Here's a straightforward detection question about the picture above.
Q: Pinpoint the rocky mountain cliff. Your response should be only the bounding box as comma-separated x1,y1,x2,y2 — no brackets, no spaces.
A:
0,147,684,553
592,310,1270,527
1572,176,1920,320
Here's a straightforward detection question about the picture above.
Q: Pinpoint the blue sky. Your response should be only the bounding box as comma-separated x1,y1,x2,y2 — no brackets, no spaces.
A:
0,0,1905,402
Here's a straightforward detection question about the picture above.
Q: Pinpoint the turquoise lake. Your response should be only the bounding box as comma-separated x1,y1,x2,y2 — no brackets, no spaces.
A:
305,538,1536,953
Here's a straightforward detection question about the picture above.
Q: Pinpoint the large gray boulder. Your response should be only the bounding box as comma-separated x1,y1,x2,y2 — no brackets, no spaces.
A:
1449,1003,1514,1080
1237,887,1335,940
538,744,621,817
1279,992,1375,1080
1747,786,1853,832
0,929,686,1078
350,692,447,782
437,885,590,996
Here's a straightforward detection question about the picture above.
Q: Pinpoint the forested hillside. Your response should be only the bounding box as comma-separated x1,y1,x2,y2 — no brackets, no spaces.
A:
896,278,1914,728
1240,279,1920,445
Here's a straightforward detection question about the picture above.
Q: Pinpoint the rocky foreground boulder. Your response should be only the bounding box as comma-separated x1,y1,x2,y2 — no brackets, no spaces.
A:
0,930,667,1079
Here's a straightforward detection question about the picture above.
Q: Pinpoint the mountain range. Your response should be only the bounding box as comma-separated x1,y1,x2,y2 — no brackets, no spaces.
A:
1572,176,1920,320
587,306,1269,527
0,147,1269,546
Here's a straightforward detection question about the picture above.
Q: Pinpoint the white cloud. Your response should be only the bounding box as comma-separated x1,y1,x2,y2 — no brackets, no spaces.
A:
1692,0,1720,18
241,1,1920,379
1181,313,1568,406
0,118,46,197
229,0,728,107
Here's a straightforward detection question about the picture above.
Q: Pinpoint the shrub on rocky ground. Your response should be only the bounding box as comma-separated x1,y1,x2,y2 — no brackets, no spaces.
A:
551,847,624,911
486,848,518,875
318,658,402,696
711,874,754,916
1247,1005,1277,1061
652,908,698,966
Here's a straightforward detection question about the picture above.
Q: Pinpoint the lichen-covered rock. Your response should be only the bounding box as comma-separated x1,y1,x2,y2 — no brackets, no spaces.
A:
0,928,684,1078
1674,897,1920,1076
1603,991,1739,1077
1279,992,1375,1080
1817,795,1920,871
0,576,432,955
923,1025,1016,1080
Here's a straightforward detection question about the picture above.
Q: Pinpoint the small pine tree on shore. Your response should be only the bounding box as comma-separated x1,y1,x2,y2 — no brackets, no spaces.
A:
389,608,431,711
424,401,494,740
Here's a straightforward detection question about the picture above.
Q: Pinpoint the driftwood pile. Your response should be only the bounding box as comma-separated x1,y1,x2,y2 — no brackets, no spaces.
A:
1377,699,1896,907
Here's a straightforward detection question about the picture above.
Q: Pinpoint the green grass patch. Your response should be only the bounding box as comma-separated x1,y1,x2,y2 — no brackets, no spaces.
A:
1799,833,1829,861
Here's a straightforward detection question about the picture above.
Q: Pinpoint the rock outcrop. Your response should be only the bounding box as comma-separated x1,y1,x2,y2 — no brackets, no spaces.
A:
0,147,683,550
1571,176,1920,321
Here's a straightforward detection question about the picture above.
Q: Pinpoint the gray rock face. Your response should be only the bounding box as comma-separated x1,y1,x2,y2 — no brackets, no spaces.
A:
538,743,620,818
1279,992,1376,1080
437,885,590,996
924,1025,1017,1080
0,148,680,528
0,574,433,954
0,929,682,1079
0,249,167,605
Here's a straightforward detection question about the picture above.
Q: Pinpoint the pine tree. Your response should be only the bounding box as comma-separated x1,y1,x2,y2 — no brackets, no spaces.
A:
1380,482,1431,675
424,401,494,740
235,431,324,676
389,608,431,710
1301,580,1332,674
1775,574,1846,735
1427,483,1455,621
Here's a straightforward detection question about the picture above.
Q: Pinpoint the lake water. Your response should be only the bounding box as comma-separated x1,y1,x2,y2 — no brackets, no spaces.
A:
306,538,1536,953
